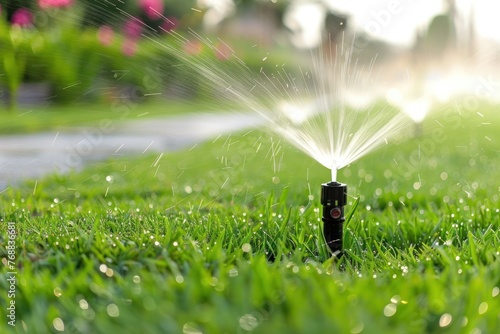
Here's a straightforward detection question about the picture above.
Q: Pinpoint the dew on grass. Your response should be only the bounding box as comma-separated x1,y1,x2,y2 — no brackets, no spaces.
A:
107,303,120,317
53,317,64,332
175,275,184,283
53,287,62,297
350,322,364,334
390,295,401,304
383,303,397,317
492,287,499,297
228,268,238,277
478,302,488,314
242,243,252,252
106,268,114,277
173,241,179,247
439,313,452,327
79,299,89,310
99,264,107,273
239,314,259,331
183,322,203,334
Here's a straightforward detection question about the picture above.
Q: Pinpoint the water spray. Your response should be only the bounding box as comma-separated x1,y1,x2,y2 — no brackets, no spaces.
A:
321,180,347,257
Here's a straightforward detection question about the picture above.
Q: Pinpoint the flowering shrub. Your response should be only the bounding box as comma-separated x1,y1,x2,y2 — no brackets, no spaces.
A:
0,0,273,109
38,0,74,9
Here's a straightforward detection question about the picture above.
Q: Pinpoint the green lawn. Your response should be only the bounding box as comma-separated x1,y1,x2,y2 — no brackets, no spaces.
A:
0,102,499,333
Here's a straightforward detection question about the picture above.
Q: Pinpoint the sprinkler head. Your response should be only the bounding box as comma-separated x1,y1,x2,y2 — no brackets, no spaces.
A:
321,181,347,257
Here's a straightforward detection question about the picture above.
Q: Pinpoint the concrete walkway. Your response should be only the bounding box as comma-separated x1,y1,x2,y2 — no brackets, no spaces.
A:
0,112,263,191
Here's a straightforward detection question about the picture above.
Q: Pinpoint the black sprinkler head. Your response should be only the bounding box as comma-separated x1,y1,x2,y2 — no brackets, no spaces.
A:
321,181,347,257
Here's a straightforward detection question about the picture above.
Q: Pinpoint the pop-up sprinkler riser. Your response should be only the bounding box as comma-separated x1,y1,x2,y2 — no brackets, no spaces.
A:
321,181,347,257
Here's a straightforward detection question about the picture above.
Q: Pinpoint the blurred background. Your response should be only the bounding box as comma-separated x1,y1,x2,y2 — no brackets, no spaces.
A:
1,0,499,114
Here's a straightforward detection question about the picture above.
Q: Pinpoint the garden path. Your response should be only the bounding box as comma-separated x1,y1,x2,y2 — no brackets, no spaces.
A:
0,112,263,191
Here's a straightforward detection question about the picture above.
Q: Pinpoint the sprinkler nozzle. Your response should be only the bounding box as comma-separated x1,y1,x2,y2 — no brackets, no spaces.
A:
321,181,347,257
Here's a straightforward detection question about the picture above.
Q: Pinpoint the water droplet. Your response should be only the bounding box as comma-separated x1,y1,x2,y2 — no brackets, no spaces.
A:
228,268,239,277
242,243,252,253
175,275,184,283
384,303,397,317
390,295,401,304
99,264,107,273
53,287,62,297
492,287,499,297
439,313,452,327
183,322,205,334
79,299,89,310
53,318,64,331
478,302,488,314
107,304,120,317
105,268,114,277
239,314,258,331
350,322,364,334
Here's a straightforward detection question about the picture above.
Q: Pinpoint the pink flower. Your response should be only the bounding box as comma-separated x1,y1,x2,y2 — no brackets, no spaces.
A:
97,25,114,46
122,39,138,57
38,0,74,9
11,8,33,27
139,0,163,19
123,18,142,40
161,16,178,33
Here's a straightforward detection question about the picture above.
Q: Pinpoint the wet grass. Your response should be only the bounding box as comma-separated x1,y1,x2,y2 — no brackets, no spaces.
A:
0,103,499,333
